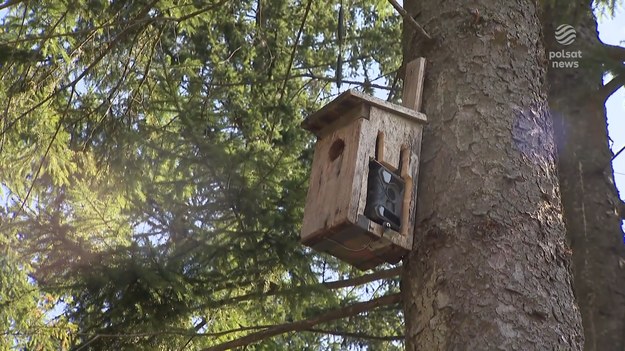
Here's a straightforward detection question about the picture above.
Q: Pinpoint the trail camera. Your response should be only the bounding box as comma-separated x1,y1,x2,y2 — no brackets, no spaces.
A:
300,81,427,270
364,160,405,232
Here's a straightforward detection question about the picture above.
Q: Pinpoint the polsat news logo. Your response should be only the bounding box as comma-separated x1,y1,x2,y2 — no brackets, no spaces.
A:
549,24,581,68
555,24,576,45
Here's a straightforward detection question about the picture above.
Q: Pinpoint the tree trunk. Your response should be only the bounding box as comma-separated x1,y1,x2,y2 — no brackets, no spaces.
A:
400,0,584,349
542,3,625,350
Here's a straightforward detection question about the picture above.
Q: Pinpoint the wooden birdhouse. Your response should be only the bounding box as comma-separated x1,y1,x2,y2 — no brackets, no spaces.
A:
300,59,427,270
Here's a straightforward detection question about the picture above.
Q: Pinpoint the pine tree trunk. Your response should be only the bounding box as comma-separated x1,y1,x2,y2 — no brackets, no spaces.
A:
542,4,625,350
400,0,584,349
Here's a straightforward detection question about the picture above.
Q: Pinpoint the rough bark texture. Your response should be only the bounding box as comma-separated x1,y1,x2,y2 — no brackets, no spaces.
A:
542,3,625,350
400,0,584,349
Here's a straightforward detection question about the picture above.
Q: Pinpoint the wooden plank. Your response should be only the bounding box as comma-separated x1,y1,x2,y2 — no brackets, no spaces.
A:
402,58,426,112
302,89,426,137
397,57,426,241
301,120,363,241
354,106,422,250
305,103,370,139
376,131,385,163
399,146,413,236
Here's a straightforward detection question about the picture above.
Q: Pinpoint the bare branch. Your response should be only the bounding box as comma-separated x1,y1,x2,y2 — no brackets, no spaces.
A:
603,43,625,63
323,267,401,289
201,293,402,351
598,74,625,103
613,145,625,162
387,0,432,41
303,73,393,90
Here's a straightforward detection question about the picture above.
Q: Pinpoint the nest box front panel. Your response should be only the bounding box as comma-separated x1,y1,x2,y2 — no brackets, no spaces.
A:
300,118,364,242
354,106,423,249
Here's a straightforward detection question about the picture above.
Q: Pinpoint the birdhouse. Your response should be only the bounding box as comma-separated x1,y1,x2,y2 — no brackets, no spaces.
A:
300,60,427,270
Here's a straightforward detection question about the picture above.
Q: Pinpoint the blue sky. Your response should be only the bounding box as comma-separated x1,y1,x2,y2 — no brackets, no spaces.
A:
599,5,625,205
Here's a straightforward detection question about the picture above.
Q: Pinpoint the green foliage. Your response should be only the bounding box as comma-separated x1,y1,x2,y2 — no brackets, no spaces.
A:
0,0,403,350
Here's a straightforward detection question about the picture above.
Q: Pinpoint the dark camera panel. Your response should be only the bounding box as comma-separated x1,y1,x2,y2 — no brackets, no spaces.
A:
364,160,405,231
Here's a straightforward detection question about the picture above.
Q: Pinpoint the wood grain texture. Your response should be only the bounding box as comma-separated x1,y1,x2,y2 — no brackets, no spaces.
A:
402,58,426,112
354,106,423,249
301,118,363,241
302,89,426,138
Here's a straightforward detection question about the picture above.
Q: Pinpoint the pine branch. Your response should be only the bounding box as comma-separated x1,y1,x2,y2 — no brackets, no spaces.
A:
7,1,159,221
174,0,229,22
65,324,276,350
1,0,159,140
13,86,75,221
387,0,431,41
206,267,401,308
201,293,402,351
304,328,403,341
323,267,401,289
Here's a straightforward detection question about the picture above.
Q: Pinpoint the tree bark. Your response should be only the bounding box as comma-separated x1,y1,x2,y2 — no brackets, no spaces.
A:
542,3,625,350
400,0,584,349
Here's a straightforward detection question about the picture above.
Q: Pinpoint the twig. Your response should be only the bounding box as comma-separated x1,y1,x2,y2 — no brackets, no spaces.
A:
304,328,403,341
178,318,207,351
201,293,402,351
613,144,625,162
280,0,313,101
323,267,401,289
303,74,393,90
387,0,432,41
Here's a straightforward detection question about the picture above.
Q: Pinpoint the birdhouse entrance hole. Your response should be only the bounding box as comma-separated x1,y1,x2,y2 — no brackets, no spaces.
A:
328,138,345,161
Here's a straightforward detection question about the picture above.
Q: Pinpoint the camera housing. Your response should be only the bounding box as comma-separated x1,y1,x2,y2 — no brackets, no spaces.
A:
364,160,405,231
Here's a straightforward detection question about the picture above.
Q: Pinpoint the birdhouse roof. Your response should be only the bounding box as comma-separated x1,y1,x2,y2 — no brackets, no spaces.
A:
302,89,427,137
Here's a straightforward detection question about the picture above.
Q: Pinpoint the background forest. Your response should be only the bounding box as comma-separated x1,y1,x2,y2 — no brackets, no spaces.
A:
0,0,623,350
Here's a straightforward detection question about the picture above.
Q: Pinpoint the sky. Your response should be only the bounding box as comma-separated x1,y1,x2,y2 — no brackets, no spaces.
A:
598,5,625,205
